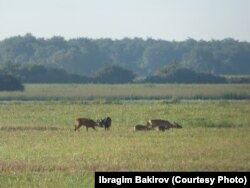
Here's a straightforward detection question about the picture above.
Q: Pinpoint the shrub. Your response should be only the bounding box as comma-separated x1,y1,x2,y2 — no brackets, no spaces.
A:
0,73,24,91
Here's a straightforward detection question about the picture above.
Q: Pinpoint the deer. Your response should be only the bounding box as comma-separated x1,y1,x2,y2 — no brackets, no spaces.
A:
97,117,112,131
74,118,99,132
147,119,174,130
147,119,183,131
134,124,151,131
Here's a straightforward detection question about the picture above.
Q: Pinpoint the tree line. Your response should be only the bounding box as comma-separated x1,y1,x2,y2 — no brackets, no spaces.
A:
1,61,249,91
1,34,250,90
0,34,249,76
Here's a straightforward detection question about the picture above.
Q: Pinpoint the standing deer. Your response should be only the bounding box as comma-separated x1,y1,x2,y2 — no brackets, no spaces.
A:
74,118,98,132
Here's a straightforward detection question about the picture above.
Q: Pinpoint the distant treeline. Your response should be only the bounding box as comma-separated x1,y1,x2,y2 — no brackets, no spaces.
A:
1,34,250,90
0,34,250,77
1,62,250,91
2,62,250,88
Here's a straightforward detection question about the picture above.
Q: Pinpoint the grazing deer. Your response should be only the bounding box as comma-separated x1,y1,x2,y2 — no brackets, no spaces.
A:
97,117,112,131
147,119,174,130
134,124,151,131
74,118,98,132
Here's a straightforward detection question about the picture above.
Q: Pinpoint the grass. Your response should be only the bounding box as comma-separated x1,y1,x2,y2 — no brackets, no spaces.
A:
0,102,249,187
0,84,250,102
0,102,249,128
0,84,250,187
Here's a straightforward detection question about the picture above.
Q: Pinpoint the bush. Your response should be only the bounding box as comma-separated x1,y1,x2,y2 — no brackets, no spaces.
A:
145,65,226,83
93,64,136,84
20,64,90,83
0,73,24,91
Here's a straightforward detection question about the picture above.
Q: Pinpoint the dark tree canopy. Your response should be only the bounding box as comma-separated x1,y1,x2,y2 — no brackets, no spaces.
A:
0,35,250,83
0,63,90,84
145,64,226,84
0,35,250,77
93,64,135,84
0,73,24,91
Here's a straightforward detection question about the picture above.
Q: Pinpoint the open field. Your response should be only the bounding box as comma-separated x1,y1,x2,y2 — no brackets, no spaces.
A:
0,84,250,102
0,101,250,187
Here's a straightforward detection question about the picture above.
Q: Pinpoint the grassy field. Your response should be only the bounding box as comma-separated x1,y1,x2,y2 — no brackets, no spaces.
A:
0,101,249,187
0,84,250,187
0,84,250,102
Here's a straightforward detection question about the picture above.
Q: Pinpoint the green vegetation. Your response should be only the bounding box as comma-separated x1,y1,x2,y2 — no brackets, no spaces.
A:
0,73,24,91
223,74,250,83
0,84,249,187
1,35,250,84
93,64,135,83
1,31,249,188
0,102,249,187
0,84,250,102
1,35,250,78
145,64,226,83
1,60,230,84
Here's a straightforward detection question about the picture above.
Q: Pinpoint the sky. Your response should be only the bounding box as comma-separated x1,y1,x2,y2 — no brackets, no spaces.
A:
0,0,250,41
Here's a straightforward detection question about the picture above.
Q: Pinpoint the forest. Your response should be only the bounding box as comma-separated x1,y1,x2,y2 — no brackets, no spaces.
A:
0,34,250,87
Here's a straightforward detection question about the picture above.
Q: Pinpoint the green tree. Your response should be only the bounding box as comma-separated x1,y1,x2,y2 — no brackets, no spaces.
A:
145,64,226,83
0,73,24,91
19,64,90,83
1,35,250,77
94,64,135,83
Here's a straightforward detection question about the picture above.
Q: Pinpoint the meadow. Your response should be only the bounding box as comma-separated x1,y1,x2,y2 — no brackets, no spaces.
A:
0,84,250,102
0,84,250,187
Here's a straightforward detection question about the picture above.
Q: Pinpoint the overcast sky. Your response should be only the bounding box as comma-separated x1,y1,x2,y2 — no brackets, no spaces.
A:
0,0,250,41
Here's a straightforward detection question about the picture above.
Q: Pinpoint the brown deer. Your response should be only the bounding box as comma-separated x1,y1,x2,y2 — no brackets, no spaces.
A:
134,124,151,131
147,119,182,131
74,118,98,132
147,119,174,130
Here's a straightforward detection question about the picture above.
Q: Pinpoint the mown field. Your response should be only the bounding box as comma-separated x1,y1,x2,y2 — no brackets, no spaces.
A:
0,84,250,187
